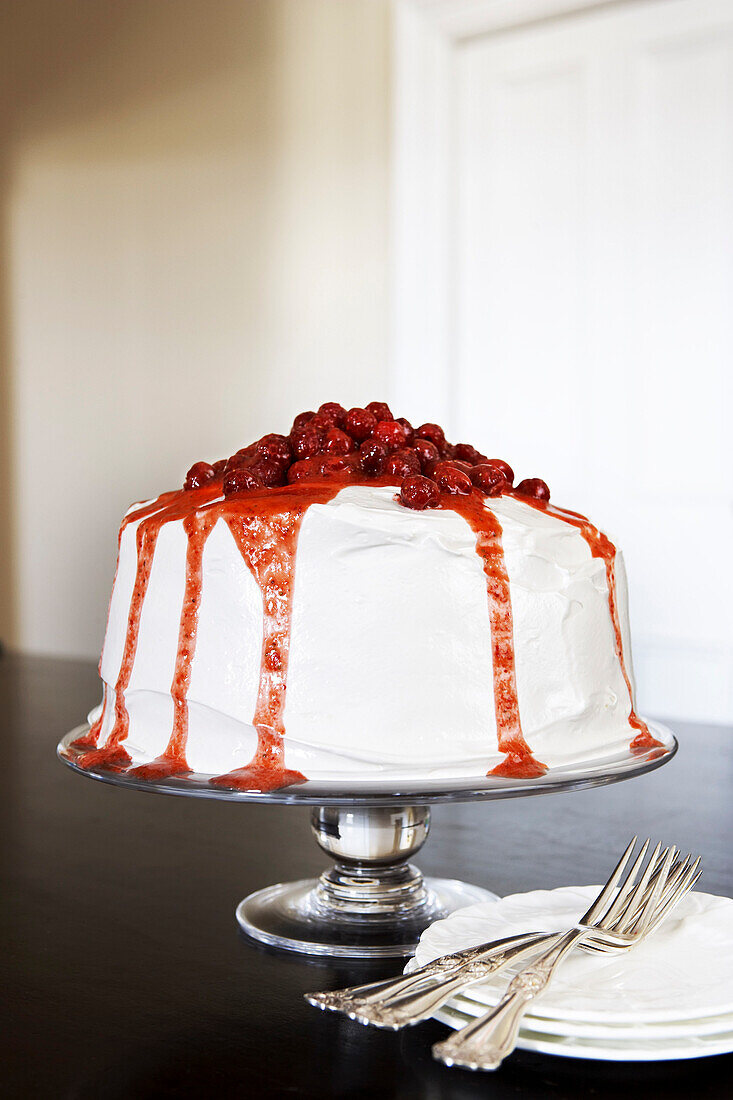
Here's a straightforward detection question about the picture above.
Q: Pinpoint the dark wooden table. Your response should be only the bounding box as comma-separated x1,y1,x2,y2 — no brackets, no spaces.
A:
3,652,732,1098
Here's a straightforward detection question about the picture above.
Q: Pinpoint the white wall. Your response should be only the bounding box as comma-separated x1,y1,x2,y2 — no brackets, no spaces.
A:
1,0,391,658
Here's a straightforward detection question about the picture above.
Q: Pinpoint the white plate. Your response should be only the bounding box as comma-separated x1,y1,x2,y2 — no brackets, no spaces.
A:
433,1001,733,1061
453,989,733,1040
412,886,733,1025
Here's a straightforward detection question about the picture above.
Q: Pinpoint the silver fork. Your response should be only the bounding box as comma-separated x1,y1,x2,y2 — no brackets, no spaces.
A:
306,842,693,1029
341,847,697,1030
432,840,701,1071
307,932,556,1018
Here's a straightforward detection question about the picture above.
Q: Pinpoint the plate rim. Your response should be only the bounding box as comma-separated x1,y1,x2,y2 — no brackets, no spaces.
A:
450,988,733,1040
433,1003,733,1062
413,885,733,1024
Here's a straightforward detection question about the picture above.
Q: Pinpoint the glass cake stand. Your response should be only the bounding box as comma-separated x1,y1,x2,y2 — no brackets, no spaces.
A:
57,722,676,959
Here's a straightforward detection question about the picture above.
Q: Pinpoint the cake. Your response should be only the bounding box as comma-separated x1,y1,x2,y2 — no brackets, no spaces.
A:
75,401,660,790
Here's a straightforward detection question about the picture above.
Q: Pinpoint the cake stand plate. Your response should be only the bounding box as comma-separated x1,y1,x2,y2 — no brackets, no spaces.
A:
57,723,676,958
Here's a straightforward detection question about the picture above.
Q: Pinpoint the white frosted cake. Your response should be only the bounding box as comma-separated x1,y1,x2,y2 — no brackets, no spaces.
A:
76,402,658,789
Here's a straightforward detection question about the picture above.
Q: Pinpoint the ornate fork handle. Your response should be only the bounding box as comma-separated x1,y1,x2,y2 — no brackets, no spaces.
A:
305,932,548,1016
433,928,587,1070
350,933,565,1029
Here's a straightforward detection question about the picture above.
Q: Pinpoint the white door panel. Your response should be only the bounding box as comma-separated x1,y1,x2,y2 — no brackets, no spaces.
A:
396,0,733,722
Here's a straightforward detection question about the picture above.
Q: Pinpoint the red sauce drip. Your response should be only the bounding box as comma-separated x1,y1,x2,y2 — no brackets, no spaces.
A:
71,690,106,751
124,490,184,528
77,484,221,771
517,496,661,751
76,518,163,770
210,484,343,791
128,511,215,781
445,495,547,779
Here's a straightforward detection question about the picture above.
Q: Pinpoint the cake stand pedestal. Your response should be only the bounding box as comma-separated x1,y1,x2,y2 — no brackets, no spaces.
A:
57,723,676,959
238,804,493,958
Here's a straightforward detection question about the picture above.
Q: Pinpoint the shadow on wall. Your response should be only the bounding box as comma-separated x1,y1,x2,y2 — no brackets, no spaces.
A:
0,0,389,657
0,147,14,650
0,0,278,654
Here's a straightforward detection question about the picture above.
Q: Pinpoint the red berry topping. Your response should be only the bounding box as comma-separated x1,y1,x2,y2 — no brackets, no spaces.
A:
471,463,508,497
287,459,316,483
318,402,347,428
180,402,530,512
416,423,446,450
288,454,355,482
372,420,406,452
324,428,356,455
383,449,420,480
223,467,264,495
413,438,440,473
516,477,551,502
184,462,215,490
359,439,387,475
309,412,337,433
319,453,355,476
396,418,414,445
224,455,245,476
434,461,472,495
366,401,393,422
250,456,287,487
291,426,324,459
400,475,441,510
486,459,514,486
291,411,315,433
256,433,292,465
224,446,256,474
454,443,485,465
344,407,377,442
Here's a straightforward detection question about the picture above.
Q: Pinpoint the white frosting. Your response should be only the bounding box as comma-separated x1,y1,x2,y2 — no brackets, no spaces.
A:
91,486,642,779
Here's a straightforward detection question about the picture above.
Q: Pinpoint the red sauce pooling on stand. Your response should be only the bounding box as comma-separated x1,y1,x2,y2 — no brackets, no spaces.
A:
76,404,653,789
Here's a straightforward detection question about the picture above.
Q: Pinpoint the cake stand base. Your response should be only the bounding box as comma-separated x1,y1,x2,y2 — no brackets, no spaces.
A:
236,805,496,958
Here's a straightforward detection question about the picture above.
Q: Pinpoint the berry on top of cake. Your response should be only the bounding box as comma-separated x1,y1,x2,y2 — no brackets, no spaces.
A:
180,401,549,509
75,402,659,792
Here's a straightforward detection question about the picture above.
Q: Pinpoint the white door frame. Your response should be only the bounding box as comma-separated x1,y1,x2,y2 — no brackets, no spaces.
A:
389,0,625,429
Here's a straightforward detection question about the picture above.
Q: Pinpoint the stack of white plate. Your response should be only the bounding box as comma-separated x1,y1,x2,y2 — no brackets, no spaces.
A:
411,885,733,1061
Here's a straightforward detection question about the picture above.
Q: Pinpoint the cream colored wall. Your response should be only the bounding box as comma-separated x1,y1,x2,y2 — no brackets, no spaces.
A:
0,0,391,658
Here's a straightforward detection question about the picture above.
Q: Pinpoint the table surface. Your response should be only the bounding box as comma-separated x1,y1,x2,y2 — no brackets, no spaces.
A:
3,653,732,1099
